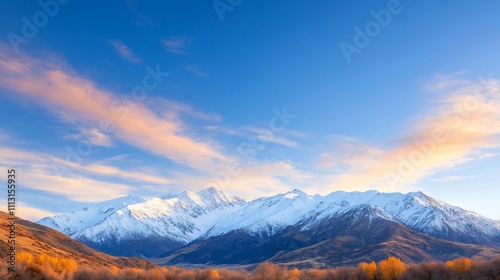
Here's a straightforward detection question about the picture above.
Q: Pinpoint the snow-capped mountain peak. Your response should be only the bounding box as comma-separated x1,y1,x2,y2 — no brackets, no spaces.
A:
196,186,246,208
283,189,310,199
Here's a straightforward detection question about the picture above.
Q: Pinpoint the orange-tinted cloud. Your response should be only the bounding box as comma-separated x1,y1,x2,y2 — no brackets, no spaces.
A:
0,47,230,171
0,146,170,200
322,74,500,192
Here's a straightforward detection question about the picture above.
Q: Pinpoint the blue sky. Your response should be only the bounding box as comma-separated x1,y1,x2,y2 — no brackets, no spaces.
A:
1,0,500,221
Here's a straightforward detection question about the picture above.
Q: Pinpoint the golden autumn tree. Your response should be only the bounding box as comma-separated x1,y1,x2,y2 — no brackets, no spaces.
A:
11,252,79,279
253,262,286,280
17,251,34,264
359,261,377,280
33,253,78,276
208,269,220,279
445,257,473,276
379,256,407,280
109,265,121,276
289,267,300,280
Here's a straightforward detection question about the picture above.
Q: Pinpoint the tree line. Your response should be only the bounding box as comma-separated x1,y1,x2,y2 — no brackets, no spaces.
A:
1,251,499,279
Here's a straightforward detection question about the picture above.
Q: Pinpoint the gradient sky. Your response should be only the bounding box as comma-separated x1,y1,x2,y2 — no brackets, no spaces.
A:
1,0,500,221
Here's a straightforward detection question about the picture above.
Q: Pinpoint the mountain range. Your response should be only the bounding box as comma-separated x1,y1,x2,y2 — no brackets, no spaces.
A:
38,187,500,267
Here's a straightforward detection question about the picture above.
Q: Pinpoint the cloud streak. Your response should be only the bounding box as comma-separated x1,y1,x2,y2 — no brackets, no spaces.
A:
0,145,171,192
65,128,114,147
321,74,500,192
162,36,191,54
176,160,313,199
0,200,56,221
153,99,222,122
432,175,476,182
108,40,142,63
0,47,229,171
185,65,208,77
246,127,298,147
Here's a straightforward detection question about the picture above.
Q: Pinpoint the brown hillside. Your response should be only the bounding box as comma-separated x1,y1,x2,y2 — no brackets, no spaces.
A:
0,211,155,269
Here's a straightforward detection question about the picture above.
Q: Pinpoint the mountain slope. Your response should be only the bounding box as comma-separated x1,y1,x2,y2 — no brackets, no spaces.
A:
158,204,500,267
0,211,155,269
272,204,500,267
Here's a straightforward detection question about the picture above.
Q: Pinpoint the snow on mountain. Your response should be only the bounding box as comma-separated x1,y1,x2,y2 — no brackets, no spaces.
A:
38,187,500,248
202,189,317,237
301,190,500,243
201,189,500,243
38,194,146,237
39,187,246,244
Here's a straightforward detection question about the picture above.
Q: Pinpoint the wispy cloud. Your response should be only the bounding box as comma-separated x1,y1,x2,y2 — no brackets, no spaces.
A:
108,40,142,63
153,99,222,122
205,125,299,148
316,135,384,170
178,160,313,199
0,46,229,171
0,145,170,186
162,36,191,54
24,169,133,203
124,0,154,26
0,129,7,141
185,65,208,77
483,152,498,158
18,203,56,221
320,74,500,192
0,201,56,221
0,148,132,202
423,71,470,91
246,127,298,147
65,127,113,147
432,175,476,182
205,125,239,135
50,158,171,185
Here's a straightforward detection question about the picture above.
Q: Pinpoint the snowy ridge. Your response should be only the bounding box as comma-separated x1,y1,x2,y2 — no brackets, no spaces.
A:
39,187,246,243
38,194,146,237
307,190,500,241
38,187,500,247
203,189,316,237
